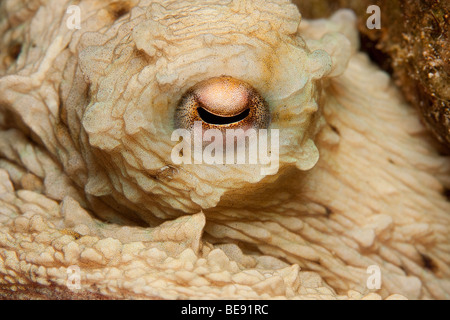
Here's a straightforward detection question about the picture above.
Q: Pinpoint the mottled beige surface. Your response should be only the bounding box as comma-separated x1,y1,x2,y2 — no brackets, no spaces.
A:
0,0,449,299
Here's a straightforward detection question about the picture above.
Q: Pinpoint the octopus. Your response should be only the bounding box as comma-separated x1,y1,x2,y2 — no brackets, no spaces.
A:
0,0,449,300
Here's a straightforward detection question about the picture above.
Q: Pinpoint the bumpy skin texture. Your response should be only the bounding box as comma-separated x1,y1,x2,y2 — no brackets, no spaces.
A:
0,0,449,299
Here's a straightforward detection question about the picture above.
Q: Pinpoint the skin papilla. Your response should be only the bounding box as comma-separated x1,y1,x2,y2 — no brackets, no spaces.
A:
0,0,449,299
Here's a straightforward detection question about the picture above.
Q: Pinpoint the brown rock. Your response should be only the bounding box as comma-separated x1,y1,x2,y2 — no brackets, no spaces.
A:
293,0,450,151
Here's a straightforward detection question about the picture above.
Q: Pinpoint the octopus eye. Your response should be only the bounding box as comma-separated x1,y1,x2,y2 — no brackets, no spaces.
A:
174,76,270,131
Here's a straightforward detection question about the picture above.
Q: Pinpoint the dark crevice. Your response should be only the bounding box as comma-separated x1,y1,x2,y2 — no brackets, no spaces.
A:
113,7,129,19
444,188,450,202
420,253,439,273
359,33,394,75
7,41,22,61
330,125,340,136
197,107,250,125
109,2,131,21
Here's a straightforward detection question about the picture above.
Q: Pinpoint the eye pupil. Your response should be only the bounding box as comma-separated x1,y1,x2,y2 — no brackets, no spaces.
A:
197,107,250,125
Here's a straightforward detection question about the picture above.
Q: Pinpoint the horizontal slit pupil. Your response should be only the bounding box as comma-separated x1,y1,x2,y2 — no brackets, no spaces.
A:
197,107,250,125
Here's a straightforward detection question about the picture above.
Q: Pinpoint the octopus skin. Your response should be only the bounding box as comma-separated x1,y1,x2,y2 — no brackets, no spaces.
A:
0,0,449,299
